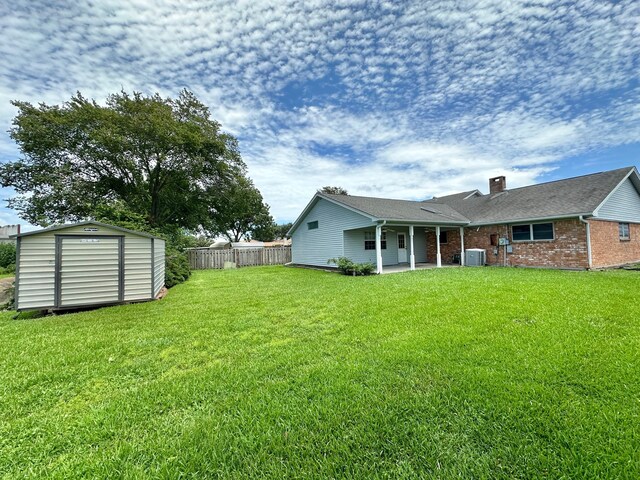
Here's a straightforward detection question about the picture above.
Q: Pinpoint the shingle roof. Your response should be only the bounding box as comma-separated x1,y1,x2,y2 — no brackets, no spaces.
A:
424,166,636,224
321,193,470,224
315,166,637,227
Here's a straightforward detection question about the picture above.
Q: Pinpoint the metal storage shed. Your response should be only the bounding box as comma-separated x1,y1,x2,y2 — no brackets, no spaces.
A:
14,221,165,311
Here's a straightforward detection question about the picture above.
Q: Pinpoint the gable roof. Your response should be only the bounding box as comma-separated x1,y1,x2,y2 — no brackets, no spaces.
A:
14,221,162,239
425,166,638,225
321,193,470,223
289,166,639,234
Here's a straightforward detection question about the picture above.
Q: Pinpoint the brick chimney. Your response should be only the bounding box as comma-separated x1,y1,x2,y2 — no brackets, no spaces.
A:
489,175,506,195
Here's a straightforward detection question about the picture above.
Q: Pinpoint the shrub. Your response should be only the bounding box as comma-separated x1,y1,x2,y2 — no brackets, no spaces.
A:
165,248,191,288
328,257,376,276
0,264,15,275
0,243,16,269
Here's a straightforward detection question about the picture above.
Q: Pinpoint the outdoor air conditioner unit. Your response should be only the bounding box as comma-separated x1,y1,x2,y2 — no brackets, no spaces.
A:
465,248,486,266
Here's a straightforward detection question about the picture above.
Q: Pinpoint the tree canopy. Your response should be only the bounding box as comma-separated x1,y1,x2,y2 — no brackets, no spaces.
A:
320,186,348,195
205,174,275,242
1,90,245,230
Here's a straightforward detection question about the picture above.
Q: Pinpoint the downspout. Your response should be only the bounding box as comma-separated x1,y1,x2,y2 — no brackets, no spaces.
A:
579,216,593,269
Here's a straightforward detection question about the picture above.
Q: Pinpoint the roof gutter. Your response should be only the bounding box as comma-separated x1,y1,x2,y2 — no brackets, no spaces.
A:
579,215,593,269
376,218,470,226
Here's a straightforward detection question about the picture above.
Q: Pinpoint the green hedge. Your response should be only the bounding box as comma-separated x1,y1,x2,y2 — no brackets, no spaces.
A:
0,243,16,269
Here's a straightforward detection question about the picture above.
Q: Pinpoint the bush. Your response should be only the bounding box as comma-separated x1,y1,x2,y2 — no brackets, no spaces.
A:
0,243,16,269
0,264,15,275
165,248,191,288
328,257,376,276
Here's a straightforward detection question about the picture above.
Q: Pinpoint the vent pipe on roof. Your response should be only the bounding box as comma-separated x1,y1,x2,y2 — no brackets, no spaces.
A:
489,176,506,194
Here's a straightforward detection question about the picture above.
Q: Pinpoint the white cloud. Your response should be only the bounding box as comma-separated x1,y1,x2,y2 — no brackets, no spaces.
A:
0,0,638,225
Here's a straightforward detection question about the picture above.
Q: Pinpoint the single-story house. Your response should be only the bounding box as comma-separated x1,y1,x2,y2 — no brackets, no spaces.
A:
288,166,640,272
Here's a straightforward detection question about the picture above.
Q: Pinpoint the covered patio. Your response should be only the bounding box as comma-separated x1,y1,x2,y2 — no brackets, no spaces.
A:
373,223,466,274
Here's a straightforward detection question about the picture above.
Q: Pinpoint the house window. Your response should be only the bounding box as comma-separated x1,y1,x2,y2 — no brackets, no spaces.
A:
512,222,554,241
619,223,630,241
439,231,448,244
307,221,318,230
364,231,386,250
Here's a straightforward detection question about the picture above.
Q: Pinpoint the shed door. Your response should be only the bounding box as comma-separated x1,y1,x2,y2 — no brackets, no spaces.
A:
56,236,123,307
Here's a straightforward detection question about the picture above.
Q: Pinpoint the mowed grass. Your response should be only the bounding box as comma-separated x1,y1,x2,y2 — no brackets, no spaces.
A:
0,266,638,479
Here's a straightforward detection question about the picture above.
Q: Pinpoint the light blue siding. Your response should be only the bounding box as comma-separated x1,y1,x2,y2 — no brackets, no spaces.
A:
595,178,640,223
291,197,373,266
344,227,428,265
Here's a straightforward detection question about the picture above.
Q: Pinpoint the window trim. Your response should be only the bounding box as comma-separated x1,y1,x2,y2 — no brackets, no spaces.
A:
619,222,630,241
364,230,386,250
511,222,555,242
307,220,318,230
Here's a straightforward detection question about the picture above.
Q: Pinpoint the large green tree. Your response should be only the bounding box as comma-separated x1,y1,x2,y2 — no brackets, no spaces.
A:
206,175,275,242
1,90,244,229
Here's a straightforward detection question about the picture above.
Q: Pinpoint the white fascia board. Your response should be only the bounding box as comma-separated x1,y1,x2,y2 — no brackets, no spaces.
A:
381,219,470,226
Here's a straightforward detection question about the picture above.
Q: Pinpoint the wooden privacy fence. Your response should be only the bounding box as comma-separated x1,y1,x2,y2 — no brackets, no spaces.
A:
188,246,292,270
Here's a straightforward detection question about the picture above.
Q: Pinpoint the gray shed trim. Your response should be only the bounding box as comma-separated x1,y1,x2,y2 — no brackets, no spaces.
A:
151,238,155,299
14,237,21,311
14,221,162,240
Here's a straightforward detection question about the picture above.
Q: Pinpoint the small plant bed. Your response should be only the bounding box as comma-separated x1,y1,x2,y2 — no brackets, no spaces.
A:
0,266,639,477
328,256,376,276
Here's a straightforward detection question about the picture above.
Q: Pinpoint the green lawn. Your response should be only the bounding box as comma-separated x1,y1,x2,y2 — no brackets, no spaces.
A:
1,267,638,478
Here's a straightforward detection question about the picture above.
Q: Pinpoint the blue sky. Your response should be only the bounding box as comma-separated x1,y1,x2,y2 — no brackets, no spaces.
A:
1,0,639,227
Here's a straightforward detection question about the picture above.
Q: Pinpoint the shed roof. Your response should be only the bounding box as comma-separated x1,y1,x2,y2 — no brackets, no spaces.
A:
14,221,163,239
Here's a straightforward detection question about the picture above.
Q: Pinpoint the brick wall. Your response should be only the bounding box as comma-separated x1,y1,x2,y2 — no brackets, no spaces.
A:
589,219,640,268
425,218,590,269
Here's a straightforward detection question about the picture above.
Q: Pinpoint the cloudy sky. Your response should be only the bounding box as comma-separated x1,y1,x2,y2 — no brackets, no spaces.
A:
1,0,639,226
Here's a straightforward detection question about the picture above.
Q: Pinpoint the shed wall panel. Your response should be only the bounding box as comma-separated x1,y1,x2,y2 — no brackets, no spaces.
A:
124,236,152,301
16,233,56,310
153,239,165,297
291,198,373,266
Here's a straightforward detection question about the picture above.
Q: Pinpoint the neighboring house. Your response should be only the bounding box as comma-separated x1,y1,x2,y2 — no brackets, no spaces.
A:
232,240,265,249
209,240,232,249
0,224,20,244
263,238,292,247
209,240,266,249
288,166,640,272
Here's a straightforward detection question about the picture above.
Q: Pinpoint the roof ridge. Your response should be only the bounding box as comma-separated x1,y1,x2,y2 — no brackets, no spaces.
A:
322,192,422,204
494,166,635,195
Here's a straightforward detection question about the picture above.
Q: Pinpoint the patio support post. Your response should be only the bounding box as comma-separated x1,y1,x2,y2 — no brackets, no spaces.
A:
459,226,465,266
409,225,415,271
375,224,383,274
436,226,442,268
